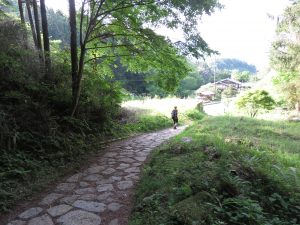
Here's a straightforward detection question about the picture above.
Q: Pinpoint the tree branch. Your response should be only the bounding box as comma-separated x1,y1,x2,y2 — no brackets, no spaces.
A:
85,53,135,64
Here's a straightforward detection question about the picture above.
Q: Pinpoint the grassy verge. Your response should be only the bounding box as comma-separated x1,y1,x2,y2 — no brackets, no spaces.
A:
129,116,300,225
0,110,171,213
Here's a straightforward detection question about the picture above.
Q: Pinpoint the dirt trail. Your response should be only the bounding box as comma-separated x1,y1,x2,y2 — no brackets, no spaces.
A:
4,126,186,225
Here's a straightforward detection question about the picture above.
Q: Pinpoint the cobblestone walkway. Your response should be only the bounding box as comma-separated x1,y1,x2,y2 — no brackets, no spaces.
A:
6,126,185,225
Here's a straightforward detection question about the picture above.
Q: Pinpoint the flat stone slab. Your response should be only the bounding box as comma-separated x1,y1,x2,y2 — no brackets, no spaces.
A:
73,200,106,213
57,210,101,225
181,137,192,143
97,184,114,192
87,166,105,174
125,173,139,180
97,192,113,201
116,163,130,170
7,220,26,225
18,207,43,219
47,204,73,217
40,193,63,205
74,187,95,195
59,195,79,205
108,203,122,212
28,214,54,225
103,152,118,157
117,181,133,190
119,158,135,163
109,219,119,225
84,174,103,182
79,181,90,187
124,167,140,173
102,168,116,175
78,194,97,201
134,156,147,162
66,173,83,182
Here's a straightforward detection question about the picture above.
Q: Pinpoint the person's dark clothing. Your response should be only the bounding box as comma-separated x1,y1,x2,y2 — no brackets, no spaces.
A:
171,109,178,124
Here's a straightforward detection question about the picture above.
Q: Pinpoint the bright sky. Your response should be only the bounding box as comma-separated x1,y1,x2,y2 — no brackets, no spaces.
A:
46,0,291,70
199,0,291,70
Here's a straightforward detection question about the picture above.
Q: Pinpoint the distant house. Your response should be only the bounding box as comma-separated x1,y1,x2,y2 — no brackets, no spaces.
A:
215,78,242,90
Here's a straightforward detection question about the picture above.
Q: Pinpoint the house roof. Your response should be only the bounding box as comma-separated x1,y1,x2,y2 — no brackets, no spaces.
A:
215,78,241,85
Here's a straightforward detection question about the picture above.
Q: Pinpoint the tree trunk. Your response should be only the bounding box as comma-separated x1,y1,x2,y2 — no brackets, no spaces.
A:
25,0,38,48
69,0,79,116
40,0,51,78
18,0,25,24
296,102,300,112
32,0,42,51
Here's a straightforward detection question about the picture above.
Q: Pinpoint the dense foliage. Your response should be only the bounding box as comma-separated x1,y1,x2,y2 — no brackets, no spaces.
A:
0,16,173,212
270,0,300,111
129,116,300,225
236,90,276,117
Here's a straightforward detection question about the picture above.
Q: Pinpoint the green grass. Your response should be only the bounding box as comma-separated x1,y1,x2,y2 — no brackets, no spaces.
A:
0,111,171,213
129,116,300,225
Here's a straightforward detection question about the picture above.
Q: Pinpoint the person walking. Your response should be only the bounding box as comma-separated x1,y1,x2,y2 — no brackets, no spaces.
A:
171,106,178,129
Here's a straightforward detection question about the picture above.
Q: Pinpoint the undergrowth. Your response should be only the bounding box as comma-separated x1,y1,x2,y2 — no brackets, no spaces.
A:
129,116,300,225
0,17,171,213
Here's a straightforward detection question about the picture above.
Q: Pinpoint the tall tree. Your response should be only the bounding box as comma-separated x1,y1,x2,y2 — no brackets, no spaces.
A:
25,0,38,48
270,0,300,111
40,0,51,78
32,0,42,51
68,0,220,116
68,0,79,115
18,0,25,24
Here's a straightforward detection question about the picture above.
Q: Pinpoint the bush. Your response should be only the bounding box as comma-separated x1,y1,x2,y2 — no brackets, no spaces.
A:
236,90,276,117
186,109,205,121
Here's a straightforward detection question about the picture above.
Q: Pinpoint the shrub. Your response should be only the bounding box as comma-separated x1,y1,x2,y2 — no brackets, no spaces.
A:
236,90,276,117
186,108,205,121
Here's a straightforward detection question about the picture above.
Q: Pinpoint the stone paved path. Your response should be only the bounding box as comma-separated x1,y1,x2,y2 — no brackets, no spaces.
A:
5,126,185,225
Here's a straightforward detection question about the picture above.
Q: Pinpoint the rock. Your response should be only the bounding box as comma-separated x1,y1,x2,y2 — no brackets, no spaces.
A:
119,158,135,163
27,214,54,225
79,182,90,187
56,183,76,192
57,210,101,225
78,194,97,201
97,184,114,192
84,174,103,182
125,173,139,181
132,162,142,167
116,163,130,170
102,168,116,175
59,195,79,205
47,204,73,217
181,137,192,143
109,219,119,225
134,156,147,162
66,173,83,182
110,176,122,181
107,203,122,212
73,200,106,213
74,187,95,195
87,166,105,174
103,152,118,158
97,192,113,201
96,179,112,185
7,220,26,225
18,207,43,219
117,181,133,190
124,167,140,173
40,193,63,205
